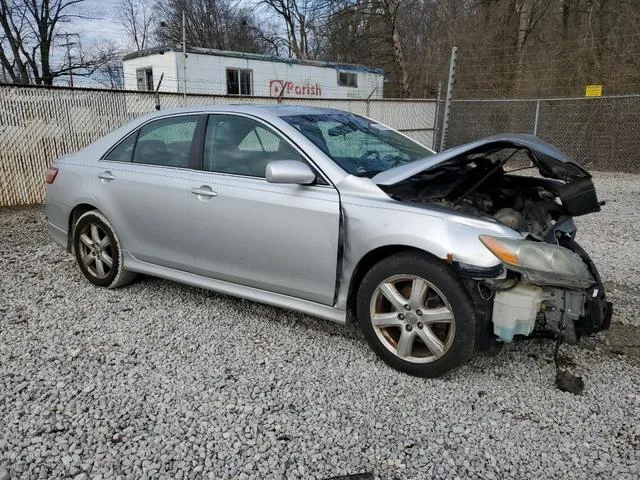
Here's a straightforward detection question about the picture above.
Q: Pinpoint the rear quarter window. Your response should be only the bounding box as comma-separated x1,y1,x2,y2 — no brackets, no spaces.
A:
104,132,137,162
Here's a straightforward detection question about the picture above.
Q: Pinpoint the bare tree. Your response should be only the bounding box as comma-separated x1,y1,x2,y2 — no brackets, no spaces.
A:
246,18,291,56
321,0,414,96
380,0,410,97
155,0,272,54
118,0,156,51
321,0,640,98
260,0,330,59
92,41,125,88
95,62,124,88
0,0,119,85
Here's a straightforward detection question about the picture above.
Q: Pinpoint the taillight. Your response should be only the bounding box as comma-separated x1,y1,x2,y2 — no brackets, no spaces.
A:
45,166,59,184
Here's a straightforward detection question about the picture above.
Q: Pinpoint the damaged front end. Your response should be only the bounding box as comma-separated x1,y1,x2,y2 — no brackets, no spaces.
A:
375,134,612,346
474,236,611,345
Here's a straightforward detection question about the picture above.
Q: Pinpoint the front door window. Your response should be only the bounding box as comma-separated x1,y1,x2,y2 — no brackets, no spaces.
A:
203,115,304,177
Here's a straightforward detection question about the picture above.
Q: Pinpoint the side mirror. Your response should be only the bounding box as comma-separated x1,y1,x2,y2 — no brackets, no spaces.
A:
265,160,316,185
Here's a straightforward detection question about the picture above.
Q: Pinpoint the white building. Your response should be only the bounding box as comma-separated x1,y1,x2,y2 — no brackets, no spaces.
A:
122,46,384,99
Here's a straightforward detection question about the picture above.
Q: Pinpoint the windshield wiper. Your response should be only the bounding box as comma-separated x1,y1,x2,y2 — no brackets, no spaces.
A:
354,169,384,178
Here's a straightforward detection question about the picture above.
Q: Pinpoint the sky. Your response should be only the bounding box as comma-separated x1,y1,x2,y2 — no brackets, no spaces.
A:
71,0,127,45
55,0,265,86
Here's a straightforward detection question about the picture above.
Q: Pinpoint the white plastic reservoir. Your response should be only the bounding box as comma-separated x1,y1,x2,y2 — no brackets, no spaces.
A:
492,283,544,342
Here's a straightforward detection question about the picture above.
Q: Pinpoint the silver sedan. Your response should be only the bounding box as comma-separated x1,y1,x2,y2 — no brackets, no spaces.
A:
45,105,611,377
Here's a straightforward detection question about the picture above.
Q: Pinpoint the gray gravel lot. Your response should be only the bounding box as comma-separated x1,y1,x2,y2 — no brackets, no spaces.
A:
1,171,639,480
573,172,640,327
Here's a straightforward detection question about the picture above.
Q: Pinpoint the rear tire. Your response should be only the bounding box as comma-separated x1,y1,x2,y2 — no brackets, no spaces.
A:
356,251,476,377
72,210,136,289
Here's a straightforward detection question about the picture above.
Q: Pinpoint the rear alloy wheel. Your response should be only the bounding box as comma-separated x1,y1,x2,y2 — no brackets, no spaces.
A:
72,210,136,288
357,252,476,377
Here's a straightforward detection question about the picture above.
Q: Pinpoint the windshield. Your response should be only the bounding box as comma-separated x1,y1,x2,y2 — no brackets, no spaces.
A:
281,113,433,177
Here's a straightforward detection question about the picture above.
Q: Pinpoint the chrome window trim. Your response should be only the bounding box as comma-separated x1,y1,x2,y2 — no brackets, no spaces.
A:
186,169,334,190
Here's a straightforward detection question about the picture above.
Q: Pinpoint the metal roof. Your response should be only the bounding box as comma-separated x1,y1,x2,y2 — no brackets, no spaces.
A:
136,104,347,120
122,46,384,75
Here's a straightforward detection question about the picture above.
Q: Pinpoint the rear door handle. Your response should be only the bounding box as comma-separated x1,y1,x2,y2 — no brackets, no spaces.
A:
98,171,115,181
191,186,218,198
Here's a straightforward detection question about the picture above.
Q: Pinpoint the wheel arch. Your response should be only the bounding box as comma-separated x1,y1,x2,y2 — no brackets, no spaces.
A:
67,203,99,252
345,245,444,324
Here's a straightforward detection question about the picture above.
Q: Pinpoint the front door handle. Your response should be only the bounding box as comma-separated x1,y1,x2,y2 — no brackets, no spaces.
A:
191,186,218,198
98,171,115,181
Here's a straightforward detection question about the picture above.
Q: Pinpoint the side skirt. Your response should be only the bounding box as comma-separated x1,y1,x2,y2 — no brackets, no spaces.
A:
124,254,347,325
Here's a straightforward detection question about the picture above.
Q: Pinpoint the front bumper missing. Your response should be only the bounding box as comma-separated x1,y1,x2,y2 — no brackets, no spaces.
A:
579,284,612,335
459,251,611,349
488,280,611,344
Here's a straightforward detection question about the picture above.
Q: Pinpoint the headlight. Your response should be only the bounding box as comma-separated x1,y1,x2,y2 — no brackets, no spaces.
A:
479,235,595,288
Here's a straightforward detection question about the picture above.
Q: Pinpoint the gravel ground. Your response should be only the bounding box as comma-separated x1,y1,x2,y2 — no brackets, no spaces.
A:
573,172,640,327
1,171,639,480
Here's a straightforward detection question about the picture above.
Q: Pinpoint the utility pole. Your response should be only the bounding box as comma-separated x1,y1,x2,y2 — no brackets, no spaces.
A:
59,33,78,87
182,9,187,100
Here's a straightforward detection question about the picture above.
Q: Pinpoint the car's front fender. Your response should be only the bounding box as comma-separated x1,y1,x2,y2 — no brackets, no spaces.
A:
335,199,521,311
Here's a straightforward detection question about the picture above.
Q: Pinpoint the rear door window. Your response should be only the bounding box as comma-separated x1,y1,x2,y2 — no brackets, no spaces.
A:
132,116,199,168
104,132,138,162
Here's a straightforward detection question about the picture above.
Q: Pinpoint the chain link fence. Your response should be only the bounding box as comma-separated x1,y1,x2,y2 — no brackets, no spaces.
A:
443,95,640,172
0,84,436,206
4,83,635,207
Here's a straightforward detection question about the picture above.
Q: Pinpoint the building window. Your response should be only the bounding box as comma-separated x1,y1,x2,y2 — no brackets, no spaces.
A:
337,71,357,88
136,67,154,91
226,68,252,95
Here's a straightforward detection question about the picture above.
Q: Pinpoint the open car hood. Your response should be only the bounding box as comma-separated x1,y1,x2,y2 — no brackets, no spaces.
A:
372,134,591,186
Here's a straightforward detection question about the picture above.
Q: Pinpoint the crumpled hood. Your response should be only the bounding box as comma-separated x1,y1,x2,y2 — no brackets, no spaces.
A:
372,134,591,185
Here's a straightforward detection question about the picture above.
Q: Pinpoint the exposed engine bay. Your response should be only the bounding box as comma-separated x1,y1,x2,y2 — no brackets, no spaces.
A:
380,153,601,240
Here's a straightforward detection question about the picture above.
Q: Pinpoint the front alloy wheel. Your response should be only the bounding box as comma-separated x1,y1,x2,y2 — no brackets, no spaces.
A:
370,275,456,363
357,252,476,377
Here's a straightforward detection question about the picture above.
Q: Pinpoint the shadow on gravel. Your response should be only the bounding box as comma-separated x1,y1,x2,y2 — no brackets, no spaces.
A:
132,273,364,341
324,474,374,480
597,323,640,364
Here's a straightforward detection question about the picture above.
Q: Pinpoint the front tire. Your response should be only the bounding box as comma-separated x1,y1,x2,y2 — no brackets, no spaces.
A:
72,210,136,289
356,252,476,377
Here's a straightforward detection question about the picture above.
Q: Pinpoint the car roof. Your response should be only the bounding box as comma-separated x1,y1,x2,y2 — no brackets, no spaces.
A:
140,104,350,119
